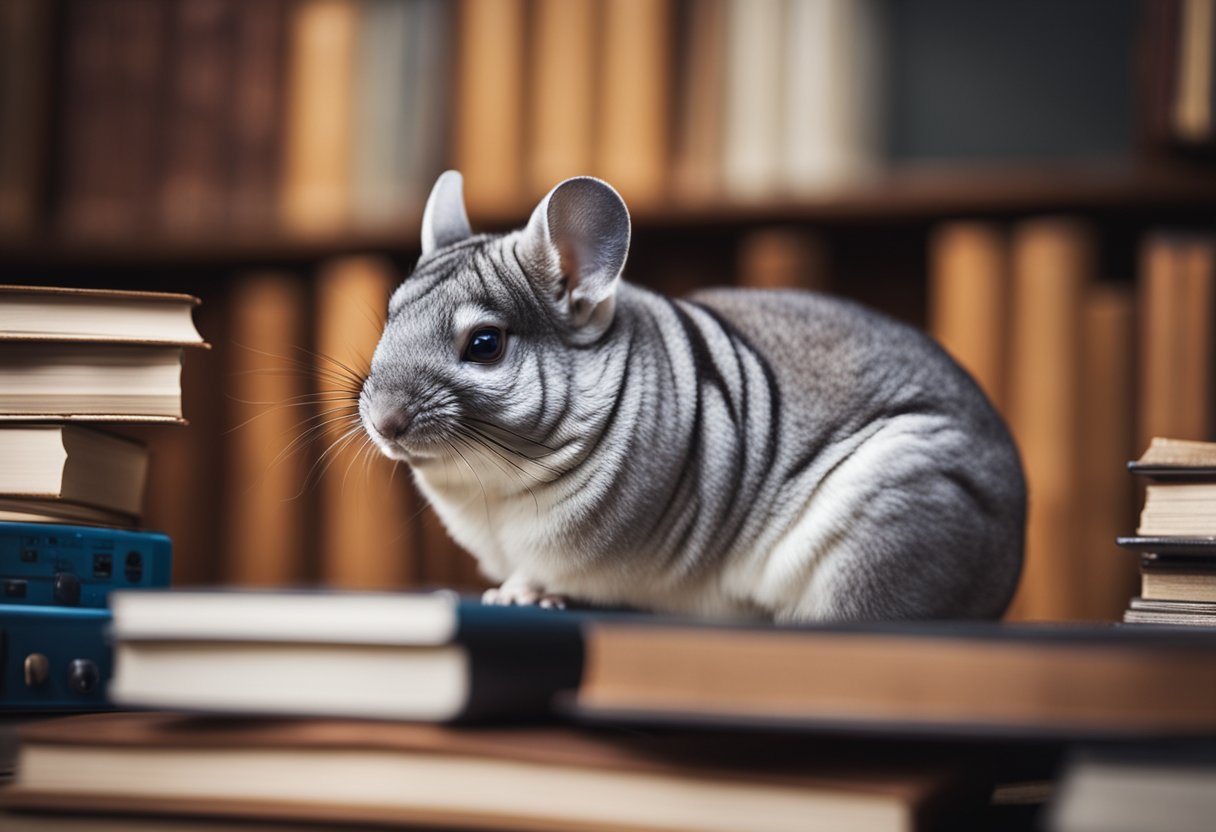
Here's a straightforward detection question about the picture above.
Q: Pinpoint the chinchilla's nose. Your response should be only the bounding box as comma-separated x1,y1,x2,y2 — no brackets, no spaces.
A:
370,406,413,441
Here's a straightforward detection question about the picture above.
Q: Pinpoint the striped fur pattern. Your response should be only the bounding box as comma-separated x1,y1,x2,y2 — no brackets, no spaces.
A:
361,172,1025,621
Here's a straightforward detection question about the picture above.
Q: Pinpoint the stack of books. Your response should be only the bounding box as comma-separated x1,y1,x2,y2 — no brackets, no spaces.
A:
0,285,206,528
1118,437,1216,628
4,589,1216,830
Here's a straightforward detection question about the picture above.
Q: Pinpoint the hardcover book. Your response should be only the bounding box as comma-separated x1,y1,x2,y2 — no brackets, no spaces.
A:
1,712,981,832
107,590,586,722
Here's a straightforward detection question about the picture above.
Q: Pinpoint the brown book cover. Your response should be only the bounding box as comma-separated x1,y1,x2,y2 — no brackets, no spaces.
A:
221,273,309,586
928,222,1009,413
454,0,526,216
3,712,979,832
0,0,51,236
158,0,237,235
1004,219,1094,620
1138,235,1215,446
315,257,418,590
229,0,288,232
527,0,597,199
575,621,1216,738
671,0,727,200
1076,284,1139,620
279,0,356,234
57,0,167,239
595,0,672,208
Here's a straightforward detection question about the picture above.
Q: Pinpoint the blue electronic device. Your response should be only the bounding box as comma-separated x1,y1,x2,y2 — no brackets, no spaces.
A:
0,522,172,608
0,604,112,710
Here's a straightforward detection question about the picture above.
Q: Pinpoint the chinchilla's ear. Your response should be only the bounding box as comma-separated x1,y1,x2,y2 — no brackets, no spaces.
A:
520,176,631,342
420,170,472,256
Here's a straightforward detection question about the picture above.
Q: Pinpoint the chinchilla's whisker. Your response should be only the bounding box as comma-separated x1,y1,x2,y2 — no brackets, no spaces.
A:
448,437,491,531
465,417,561,454
464,425,562,476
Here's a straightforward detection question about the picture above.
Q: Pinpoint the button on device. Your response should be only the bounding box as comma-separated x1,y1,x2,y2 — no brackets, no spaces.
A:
24,654,49,687
4,579,27,598
53,572,81,605
67,659,99,694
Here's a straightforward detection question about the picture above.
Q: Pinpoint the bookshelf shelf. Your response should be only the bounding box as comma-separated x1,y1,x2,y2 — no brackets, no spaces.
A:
2,164,1213,271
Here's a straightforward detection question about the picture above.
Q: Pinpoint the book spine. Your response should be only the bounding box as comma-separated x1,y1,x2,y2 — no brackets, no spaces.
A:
735,228,829,292
222,273,310,586
453,0,526,216
928,222,1009,413
721,0,784,200
1077,284,1139,620
57,0,167,239
1005,219,1093,620
404,0,454,205
528,0,597,199
280,0,357,234
350,0,414,229
595,0,672,208
0,0,51,236
158,0,237,235
670,0,726,200
314,256,419,589
228,0,288,232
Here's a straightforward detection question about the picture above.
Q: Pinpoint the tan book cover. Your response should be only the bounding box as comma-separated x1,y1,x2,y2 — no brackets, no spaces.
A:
453,0,525,216
528,0,597,198
315,257,418,590
596,0,672,208
222,273,308,586
4,712,975,832
1077,284,1138,620
280,0,356,234
671,0,726,200
1004,219,1093,620
928,222,1009,412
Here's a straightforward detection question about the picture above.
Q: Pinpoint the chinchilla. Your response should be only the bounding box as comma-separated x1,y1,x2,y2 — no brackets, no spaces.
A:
360,171,1025,621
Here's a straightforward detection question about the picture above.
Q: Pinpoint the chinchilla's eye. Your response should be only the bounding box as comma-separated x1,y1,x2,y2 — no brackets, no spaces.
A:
463,326,506,363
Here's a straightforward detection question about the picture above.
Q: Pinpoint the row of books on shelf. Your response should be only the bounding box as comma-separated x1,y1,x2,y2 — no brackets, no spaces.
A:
4,588,1216,831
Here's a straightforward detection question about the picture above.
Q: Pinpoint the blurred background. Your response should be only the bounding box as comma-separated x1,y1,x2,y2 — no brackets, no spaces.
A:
0,0,1214,621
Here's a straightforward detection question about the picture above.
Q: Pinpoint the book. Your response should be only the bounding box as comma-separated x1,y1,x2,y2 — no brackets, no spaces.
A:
221,273,308,587
106,590,584,721
0,343,189,422
1049,743,1216,832
158,0,237,235
1123,597,1216,627
0,0,50,236
1004,219,1093,620
928,221,1009,412
0,496,134,529
671,0,726,199
1174,0,1215,143
1141,559,1216,604
453,0,525,215
314,257,418,589
1139,483,1216,536
527,0,596,199
1,712,979,832
0,425,146,519
1132,436,1216,475
279,0,356,234
571,620,1216,738
721,0,784,199
0,285,204,345
596,0,672,208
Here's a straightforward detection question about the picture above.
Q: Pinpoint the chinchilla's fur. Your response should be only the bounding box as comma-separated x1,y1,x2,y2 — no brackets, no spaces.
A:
361,171,1026,621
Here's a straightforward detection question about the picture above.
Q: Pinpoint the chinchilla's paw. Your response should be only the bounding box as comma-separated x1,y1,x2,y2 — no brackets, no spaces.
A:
482,583,567,609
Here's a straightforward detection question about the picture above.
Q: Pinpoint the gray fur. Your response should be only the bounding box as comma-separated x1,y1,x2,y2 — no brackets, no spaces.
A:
362,172,1026,621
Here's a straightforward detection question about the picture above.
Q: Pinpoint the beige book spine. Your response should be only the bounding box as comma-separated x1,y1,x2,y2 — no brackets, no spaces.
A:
1077,284,1138,620
1005,219,1093,620
280,0,356,234
315,257,419,589
528,0,597,199
928,222,1009,412
454,0,526,216
596,0,672,207
222,274,309,586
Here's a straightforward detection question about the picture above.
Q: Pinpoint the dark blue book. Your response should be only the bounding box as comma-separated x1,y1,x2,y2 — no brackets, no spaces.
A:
107,589,594,722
